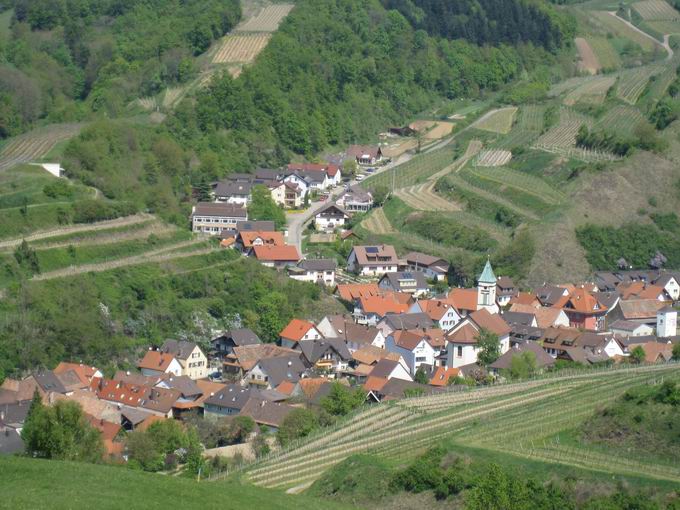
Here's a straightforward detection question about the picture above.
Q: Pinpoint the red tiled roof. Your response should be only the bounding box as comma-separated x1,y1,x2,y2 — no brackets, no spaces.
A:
429,367,460,387
280,319,317,342
416,300,454,321
138,351,176,372
53,362,100,386
446,288,478,312
447,323,479,344
363,376,388,392
470,309,511,336
252,245,301,262
275,380,297,396
359,295,409,317
509,292,540,306
564,288,607,315
335,283,380,301
240,231,285,248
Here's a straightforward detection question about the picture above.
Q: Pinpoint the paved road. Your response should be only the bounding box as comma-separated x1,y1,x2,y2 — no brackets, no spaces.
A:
607,11,673,60
285,153,413,252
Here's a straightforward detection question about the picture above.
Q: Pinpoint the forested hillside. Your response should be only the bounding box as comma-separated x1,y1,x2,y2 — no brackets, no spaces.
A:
380,0,575,50
0,0,240,137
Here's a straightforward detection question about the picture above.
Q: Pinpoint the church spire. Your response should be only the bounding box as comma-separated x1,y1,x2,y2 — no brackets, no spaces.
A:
478,258,496,284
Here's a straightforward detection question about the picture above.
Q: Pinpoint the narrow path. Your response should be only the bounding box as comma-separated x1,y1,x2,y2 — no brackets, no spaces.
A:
31,240,214,281
607,11,673,60
0,214,155,249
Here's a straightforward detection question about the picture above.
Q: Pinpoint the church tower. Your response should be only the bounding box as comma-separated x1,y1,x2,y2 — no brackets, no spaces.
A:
477,259,499,314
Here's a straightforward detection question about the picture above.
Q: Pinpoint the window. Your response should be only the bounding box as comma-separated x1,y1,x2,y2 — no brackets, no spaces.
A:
415,356,426,362
457,346,463,357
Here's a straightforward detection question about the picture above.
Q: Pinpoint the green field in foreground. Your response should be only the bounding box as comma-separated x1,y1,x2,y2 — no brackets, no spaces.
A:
0,456,357,510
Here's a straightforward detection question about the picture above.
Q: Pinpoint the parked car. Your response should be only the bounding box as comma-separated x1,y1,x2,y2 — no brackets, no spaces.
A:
355,174,365,182
365,167,376,173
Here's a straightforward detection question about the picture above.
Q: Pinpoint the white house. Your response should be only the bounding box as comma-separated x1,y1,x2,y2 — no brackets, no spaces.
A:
287,163,342,187
347,145,383,166
314,203,350,232
654,274,680,301
403,252,450,282
369,358,412,382
159,340,208,380
347,245,399,276
336,186,373,213
191,203,248,235
288,259,337,286
379,272,429,297
316,315,386,351
385,330,438,375
445,309,511,368
214,181,252,205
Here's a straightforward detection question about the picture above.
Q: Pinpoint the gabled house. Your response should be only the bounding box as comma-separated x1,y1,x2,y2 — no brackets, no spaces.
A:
279,319,323,349
214,180,252,205
191,203,248,235
347,245,399,276
252,245,301,268
298,339,352,374
239,399,295,432
562,288,608,331
445,309,511,368
211,328,261,358
376,312,434,338
609,320,653,337
287,162,342,187
354,293,410,326
237,231,285,253
509,303,570,329
369,358,412,382
539,328,623,361
347,145,383,166
314,203,350,232
160,340,208,380
283,181,305,209
408,299,461,330
403,252,449,282
203,384,258,418
246,355,307,389
138,350,183,378
385,330,440,375
317,316,386,351
336,186,373,213
225,344,298,377
446,288,479,317
53,363,103,388
288,259,337,286
489,342,555,375
379,271,429,296
496,276,518,307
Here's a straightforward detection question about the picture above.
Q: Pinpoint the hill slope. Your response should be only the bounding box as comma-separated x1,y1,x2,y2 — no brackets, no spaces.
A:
0,456,356,510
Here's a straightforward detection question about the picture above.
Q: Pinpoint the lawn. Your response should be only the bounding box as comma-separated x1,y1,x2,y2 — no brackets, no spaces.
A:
0,456,357,510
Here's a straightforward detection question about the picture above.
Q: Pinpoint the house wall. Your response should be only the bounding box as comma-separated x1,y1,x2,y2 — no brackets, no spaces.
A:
314,215,346,232
289,269,335,286
141,358,182,378
662,279,680,301
611,324,653,337
192,214,246,235
446,343,478,368
184,346,208,380
385,337,435,375
603,339,624,358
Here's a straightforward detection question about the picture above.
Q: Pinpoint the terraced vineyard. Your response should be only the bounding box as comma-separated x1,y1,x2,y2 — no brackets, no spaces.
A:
563,75,616,105
466,166,566,205
240,364,680,490
632,0,680,21
590,11,659,52
0,124,82,171
533,107,619,162
394,183,461,211
471,107,518,134
360,207,395,234
617,65,665,104
492,105,544,149
474,149,512,167
595,105,645,136
235,3,294,32
363,145,457,190
587,36,622,69
212,34,272,64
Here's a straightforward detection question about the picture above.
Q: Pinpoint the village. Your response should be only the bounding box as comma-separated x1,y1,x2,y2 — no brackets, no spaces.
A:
2,141,679,463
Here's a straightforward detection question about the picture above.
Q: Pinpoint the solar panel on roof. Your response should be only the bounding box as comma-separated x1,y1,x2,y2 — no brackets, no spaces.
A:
365,247,379,253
